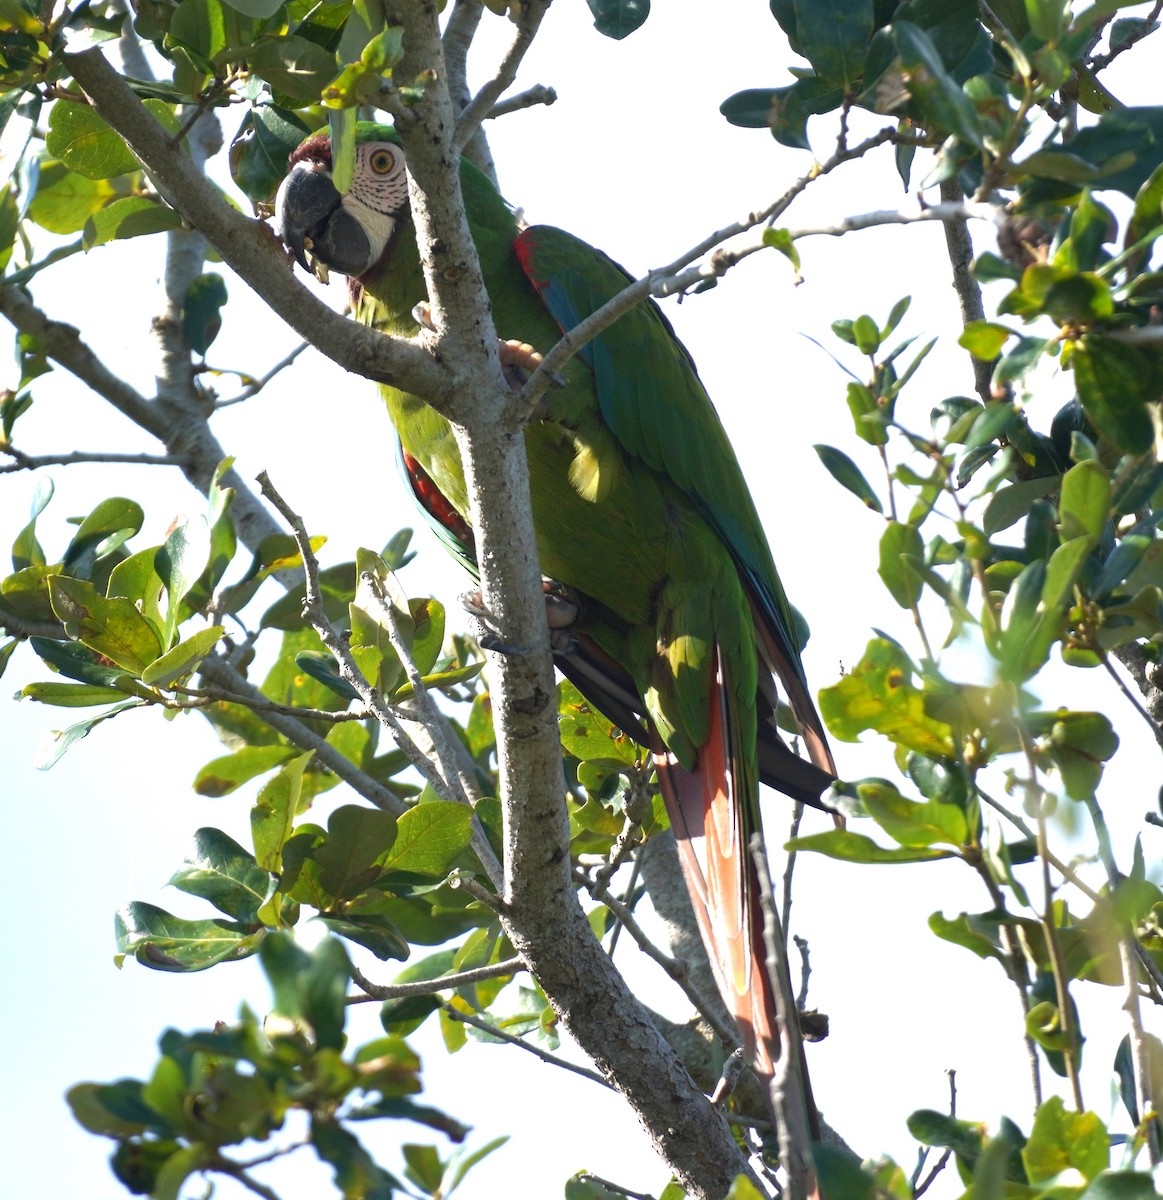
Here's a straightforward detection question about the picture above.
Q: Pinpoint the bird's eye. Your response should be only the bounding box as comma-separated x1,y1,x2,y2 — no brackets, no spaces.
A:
369,148,396,174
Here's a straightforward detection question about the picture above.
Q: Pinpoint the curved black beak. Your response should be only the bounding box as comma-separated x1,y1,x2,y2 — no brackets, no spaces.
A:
275,163,375,278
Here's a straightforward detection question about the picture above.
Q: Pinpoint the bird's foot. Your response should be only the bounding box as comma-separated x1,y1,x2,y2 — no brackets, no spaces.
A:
411,303,564,399
461,579,581,655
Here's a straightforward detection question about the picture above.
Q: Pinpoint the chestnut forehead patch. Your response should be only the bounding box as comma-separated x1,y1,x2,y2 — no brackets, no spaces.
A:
288,133,332,170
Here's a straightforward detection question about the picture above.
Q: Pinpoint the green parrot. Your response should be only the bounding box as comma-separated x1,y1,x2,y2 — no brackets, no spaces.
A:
275,122,837,1112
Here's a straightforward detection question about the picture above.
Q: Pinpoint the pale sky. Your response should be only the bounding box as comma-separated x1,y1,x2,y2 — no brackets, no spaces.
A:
3,4,1161,1197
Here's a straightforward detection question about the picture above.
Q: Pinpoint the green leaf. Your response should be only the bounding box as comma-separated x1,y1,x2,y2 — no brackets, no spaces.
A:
181,273,228,355
26,160,116,233
719,87,778,128
48,576,162,674
20,680,131,706
894,20,982,147
846,380,888,445
140,624,224,687
1082,1174,1160,1200
959,321,1013,360
1058,459,1110,543
194,744,297,796
315,804,399,899
229,104,311,203
786,829,954,863
168,827,272,922
115,901,259,971
983,477,1057,537
249,34,343,101
312,1120,400,1200
35,700,143,769
859,781,968,847
1025,0,1068,42
302,936,350,1050
316,914,410,960
793,0,875,91
814,444,882,511
559,679,640,765
378,802,474,877
1038,710,1119,799
221,0,283,17
45,99,177,179
251,751,313,872
1022,1096,1109,1186
929,911,1007,963
63,496,144,575
878,521,924,608
819,637,955,756
995,559,1053,682
762,226,802,278
586,0,650,39
67,1082,154,1137
81,196,182,250
1072,337,1156,455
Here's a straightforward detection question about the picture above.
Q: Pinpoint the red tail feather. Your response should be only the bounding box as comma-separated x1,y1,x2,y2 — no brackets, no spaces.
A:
652,651,817,1135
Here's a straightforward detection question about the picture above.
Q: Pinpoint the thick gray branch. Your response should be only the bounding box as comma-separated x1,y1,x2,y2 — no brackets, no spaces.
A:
0,283,282,553
62,48,442,394
390,8,756,1195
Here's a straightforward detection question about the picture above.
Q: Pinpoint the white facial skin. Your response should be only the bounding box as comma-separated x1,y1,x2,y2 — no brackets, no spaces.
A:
343,141,410,268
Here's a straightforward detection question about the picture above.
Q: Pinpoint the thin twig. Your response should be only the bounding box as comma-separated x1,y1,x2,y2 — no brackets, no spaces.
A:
969,852,1042,1106
578,867,741,1053
441,1003,613,1089
359,568,477,810
0,604,67,640
487,84,557,119
350,957,523,1001
782,801,804,936
452,0,550,153
792,935,812,1012
912,1070,956,1196
172,682,371,723
207,1155,283,1200
215,341,310,407
606,846,642,957
4,238,85,284
750,835,816,1200
1119,937,1162,1163
448,870,505,911
197,655,409,816
0,447,189,473
574,1176,654,1200
1101,650,1163,747
255,471,503,888
515,151,979,418
1088,1,1163,71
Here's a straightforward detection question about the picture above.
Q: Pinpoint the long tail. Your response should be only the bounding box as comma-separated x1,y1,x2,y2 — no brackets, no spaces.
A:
651,650,822,1142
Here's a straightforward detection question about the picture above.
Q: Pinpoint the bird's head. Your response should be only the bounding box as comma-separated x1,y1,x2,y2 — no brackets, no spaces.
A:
275,123,409,282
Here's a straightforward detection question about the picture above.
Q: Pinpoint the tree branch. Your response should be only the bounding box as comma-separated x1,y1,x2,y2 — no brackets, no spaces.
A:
751,836,818,1200
0,448,188,473
197,655,409,816
938,177,995,405
255,469,503,888
61,47,444,395
0,282,284,555
452,0,550,154
349,957,523,1000
390,8,759,1195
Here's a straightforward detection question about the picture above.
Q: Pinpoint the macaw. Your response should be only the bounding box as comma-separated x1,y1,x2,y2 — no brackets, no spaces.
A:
275,122,837,1117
